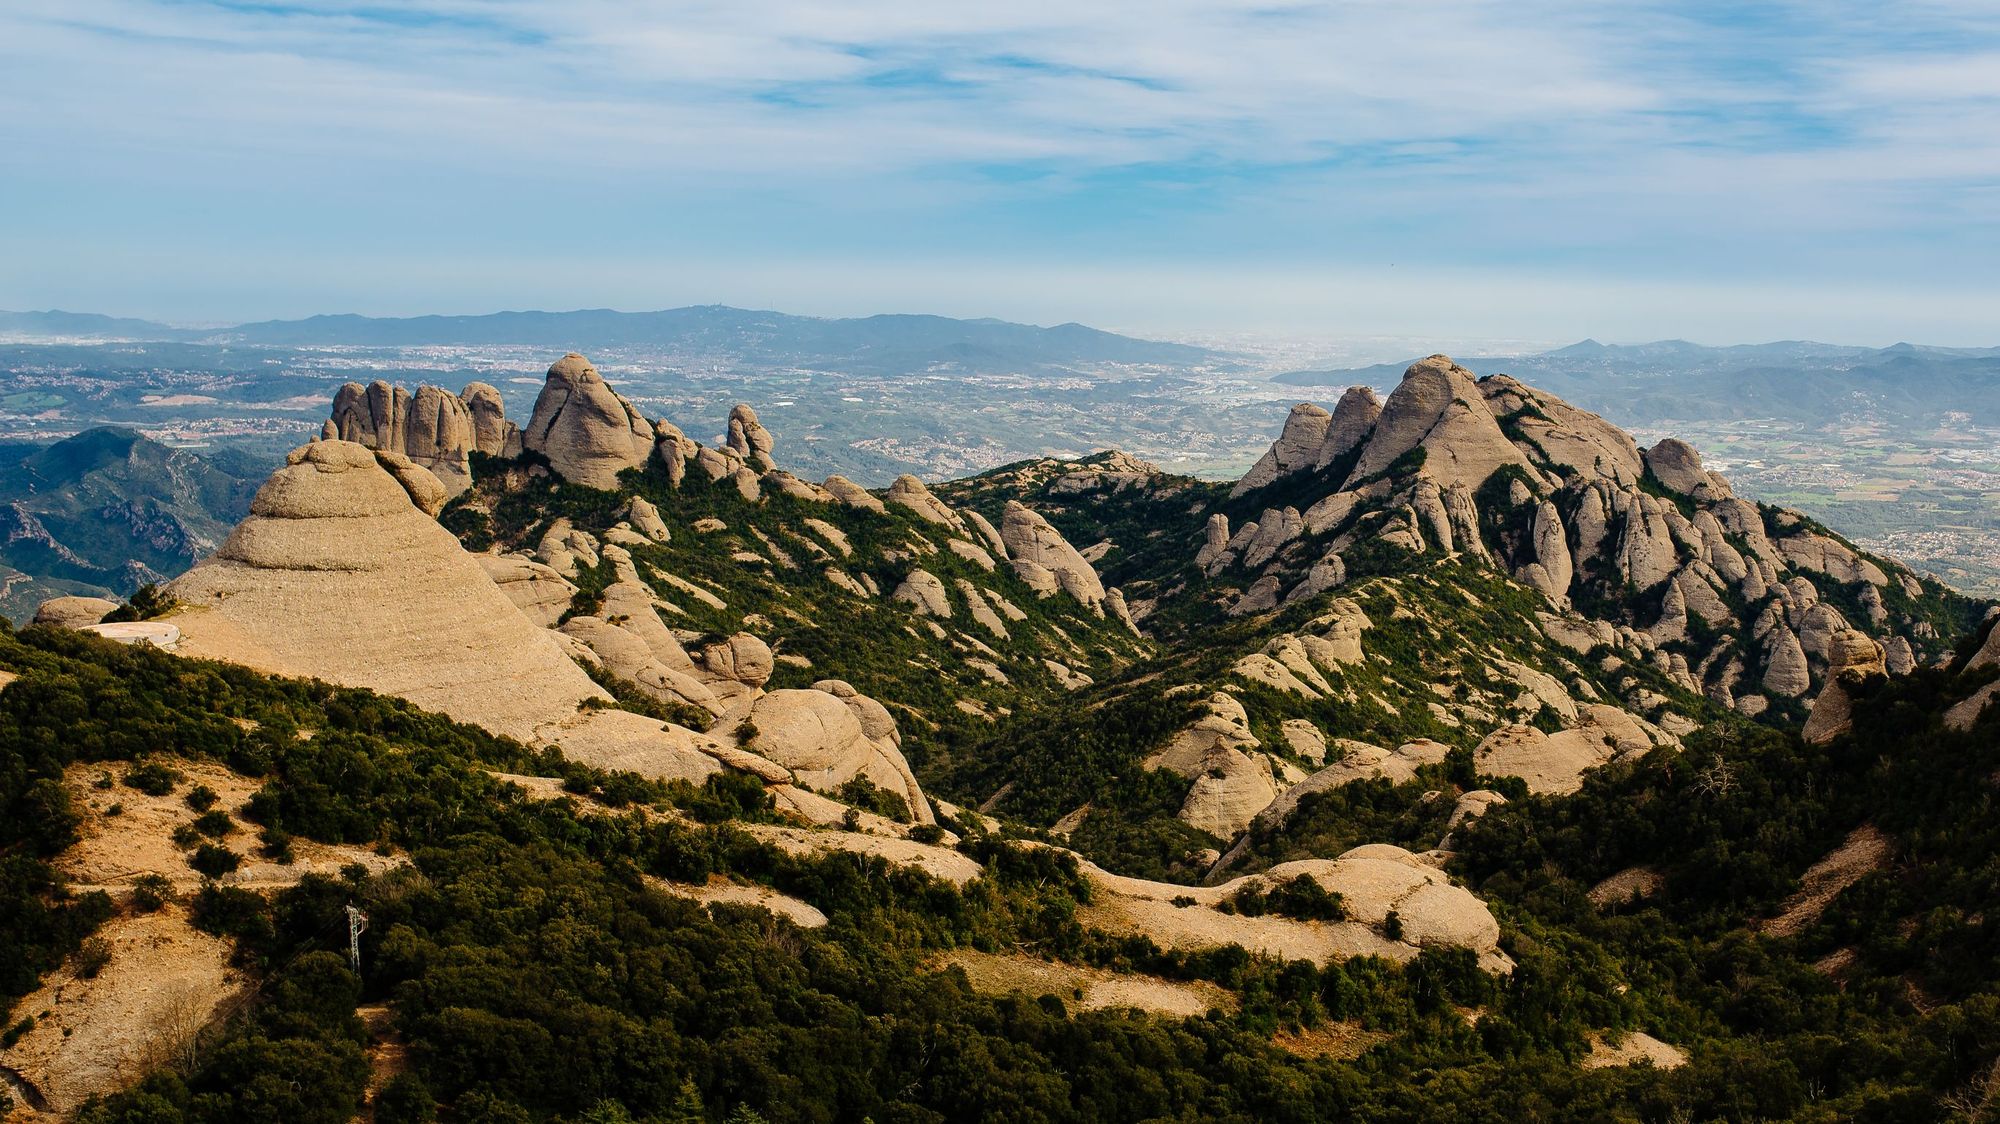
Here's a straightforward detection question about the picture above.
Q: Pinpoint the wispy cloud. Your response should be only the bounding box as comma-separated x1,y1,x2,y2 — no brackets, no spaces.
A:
1,1,1997,340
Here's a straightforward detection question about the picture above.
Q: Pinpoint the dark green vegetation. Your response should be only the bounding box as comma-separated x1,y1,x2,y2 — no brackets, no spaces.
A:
0,625,1660,1121
5,600,2000,1120
449,452,1148,780
940,562,1713,875
0,427,260,622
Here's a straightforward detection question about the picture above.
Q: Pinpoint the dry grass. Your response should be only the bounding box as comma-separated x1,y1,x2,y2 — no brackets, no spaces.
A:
930,951,1235,1019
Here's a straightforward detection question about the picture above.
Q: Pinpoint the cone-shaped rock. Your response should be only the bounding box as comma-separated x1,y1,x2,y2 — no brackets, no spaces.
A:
165,440,719,782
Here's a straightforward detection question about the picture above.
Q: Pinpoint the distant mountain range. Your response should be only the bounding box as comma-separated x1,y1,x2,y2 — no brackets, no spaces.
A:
1276,339,2000,426
0,427,260,622
0,306,1224,376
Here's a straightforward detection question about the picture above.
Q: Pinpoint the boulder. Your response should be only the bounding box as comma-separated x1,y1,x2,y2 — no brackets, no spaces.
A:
823,475,887,514
699,634,775,689
1178,749,1277,839
1473,723,1617,796
623,496,671,543
746,688,932,823
32,595,120,629
521,353,654,489
1643,438,1708,495
885,475,961,526
892,569,952,617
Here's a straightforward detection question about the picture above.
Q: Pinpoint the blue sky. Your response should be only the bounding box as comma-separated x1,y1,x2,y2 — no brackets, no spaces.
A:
3,1,1999,343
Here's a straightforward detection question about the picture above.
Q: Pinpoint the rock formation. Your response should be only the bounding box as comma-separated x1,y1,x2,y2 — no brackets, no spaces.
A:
1802,629,1887,744
164,440,724,782
521,353,654,489
1313,386,1384,469
999,501,1105,611
323,379,483,495
1232,403,1331,497
32,595,120,629
725,404,777,471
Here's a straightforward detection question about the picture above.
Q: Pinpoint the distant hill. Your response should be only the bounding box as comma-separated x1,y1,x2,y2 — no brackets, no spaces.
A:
1,305,1226,376
0,427,260,621
1275,339,2000,426
0,309,192,340
212,305,1223,374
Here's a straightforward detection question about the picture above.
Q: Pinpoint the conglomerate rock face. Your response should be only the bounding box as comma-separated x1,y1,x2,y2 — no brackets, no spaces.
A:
522,353,656,490
1212,353,1948,717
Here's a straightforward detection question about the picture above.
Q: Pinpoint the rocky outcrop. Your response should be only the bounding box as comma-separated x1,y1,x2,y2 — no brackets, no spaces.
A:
522,353,654,489
1643,438,1711,496
1232,403,1331,497
892,569,952,617
1313,386,1384,469
725,404,776,471
1515,501,1573,604
476,555,577,628
741,686,933,824
823,475,887,514
1802,629,1886,744
460,381,516,456
622,496,671,543
164,440,724,783
999,501,1106,611
886,475,961,527
323,380,482,495
1763,629,1812,697
1346,356,1532,492
1473,707,1660,795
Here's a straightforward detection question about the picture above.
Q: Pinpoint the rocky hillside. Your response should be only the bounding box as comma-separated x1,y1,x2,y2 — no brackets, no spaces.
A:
0,429,258,622
8,350,2000,1123
931,355,1981,879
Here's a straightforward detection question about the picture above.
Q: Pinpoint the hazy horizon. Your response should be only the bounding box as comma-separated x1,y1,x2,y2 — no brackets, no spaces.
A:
4,299,1995,361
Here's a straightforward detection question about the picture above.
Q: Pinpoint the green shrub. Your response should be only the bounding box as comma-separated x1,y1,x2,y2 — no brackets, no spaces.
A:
124,759,183,796
72,937,112,979
131,874,173,912
190,843,241,878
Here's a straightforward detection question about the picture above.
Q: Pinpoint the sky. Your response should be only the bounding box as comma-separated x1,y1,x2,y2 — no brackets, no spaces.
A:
3,1,2000,344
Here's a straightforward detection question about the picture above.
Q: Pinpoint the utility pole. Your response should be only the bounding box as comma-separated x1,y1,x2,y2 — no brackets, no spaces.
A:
345,905,368,974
